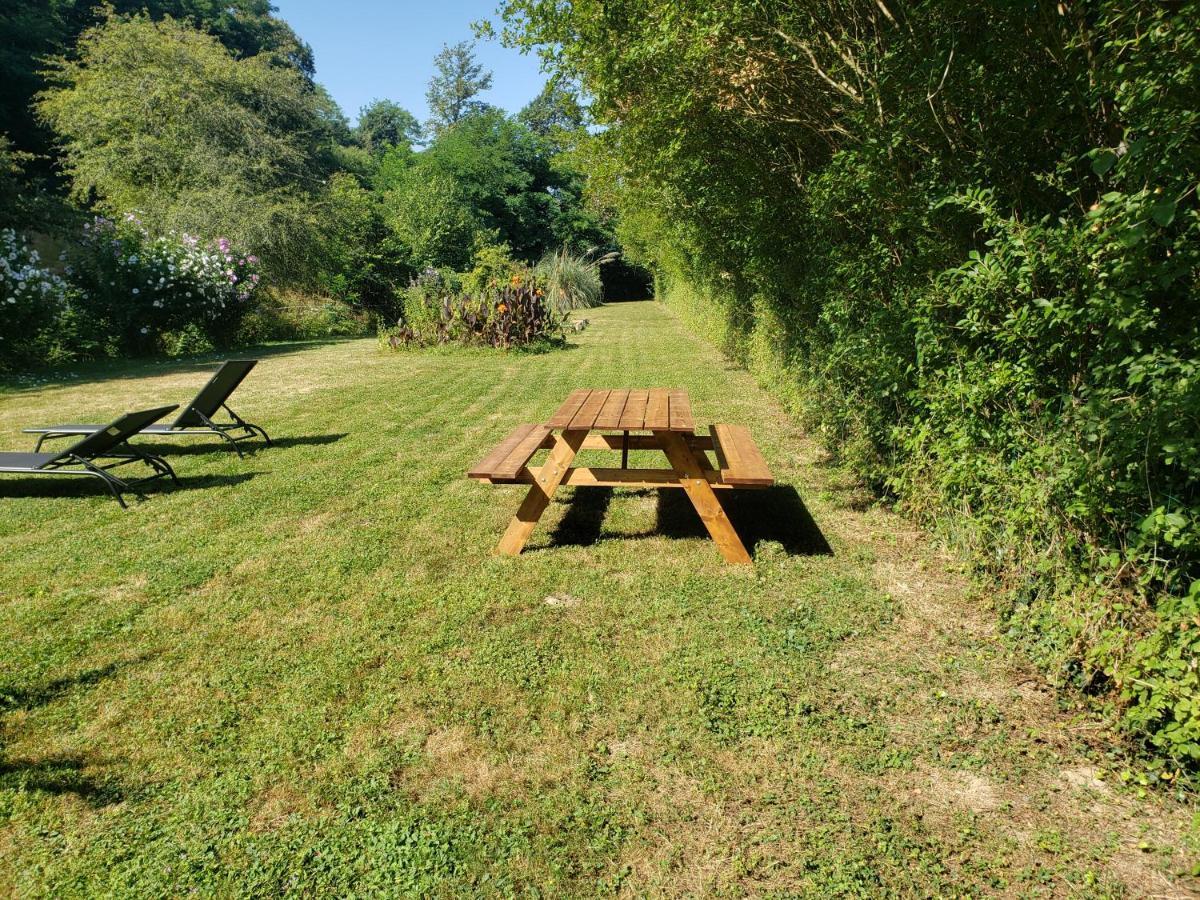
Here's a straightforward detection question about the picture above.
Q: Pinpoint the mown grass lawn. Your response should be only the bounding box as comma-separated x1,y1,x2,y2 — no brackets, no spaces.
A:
1,301,1196,896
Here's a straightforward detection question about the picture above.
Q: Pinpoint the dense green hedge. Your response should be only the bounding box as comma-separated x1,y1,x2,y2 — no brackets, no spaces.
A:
501,1,1200,771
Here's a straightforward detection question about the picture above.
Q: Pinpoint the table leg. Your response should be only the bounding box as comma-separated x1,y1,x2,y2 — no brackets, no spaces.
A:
495,429,587,556
656,430,753,565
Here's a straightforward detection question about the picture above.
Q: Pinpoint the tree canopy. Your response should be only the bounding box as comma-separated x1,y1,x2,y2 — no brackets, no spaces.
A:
38,13,336,276
356,99,423,154
1,0,312,166
425,41,494,136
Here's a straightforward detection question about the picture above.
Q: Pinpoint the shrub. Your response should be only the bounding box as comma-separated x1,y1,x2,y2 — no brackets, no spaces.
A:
388,276,561,350
237,291,371,343
315,172,405,319
504,0,1200,774
0,228,74,371
462,243,526,296
400,267,462,337
536,246,606,312
1119,581,1200,766
73,215,261,355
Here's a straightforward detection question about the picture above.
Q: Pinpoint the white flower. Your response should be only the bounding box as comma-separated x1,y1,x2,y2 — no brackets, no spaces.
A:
131,288,140,295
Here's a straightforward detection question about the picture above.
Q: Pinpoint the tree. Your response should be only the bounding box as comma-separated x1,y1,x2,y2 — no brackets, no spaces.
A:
37,13,338,278
1,0,313,166
381,168,481,271
518,79,585,137
356,99,422,153
317,172,405,315
0,0,66,162
417,109,551,261
417,108,610,262
425,41,493,135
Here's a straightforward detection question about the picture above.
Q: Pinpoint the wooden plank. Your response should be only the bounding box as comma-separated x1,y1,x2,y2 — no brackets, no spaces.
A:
645,389,670,430
593,389,630,429
657,430,752,564
527,466,733,489
468,424,538,479
495,430,586,555
551,434,693,452
711,424,773,486
547,389,590,428
577,433,706,451
568,389,609,430
667,389,694,432
493,424,553,480
618,390,649,430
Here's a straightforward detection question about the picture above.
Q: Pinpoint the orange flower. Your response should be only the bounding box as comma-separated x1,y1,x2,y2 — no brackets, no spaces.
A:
510,274,522,287
497,302,509,314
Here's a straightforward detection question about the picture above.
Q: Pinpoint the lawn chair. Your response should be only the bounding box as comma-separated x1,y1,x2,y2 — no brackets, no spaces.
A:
1,406,180,507
24,360,271,457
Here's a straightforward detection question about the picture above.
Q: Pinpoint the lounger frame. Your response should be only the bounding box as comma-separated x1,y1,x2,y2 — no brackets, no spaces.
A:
0,449,177,508
2,406,180,507
29,402,270,457
24,360,271,457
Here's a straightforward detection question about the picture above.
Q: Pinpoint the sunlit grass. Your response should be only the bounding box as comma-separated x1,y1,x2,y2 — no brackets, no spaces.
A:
1,302,1195,895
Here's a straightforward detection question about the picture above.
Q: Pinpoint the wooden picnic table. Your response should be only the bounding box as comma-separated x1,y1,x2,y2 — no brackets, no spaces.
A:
469,388,773,564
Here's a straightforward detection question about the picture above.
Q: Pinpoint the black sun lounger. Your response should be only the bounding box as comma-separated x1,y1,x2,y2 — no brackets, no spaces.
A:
1,406,180,507
24,360,271,458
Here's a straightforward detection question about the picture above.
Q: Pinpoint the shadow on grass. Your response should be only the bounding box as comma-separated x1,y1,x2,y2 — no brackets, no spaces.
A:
545,484,832,557
548,487,614,547
0,471,263,503
658,486,833,556
0,755,126,806
133,432,348,457
0,656,155,806
0,655,157,714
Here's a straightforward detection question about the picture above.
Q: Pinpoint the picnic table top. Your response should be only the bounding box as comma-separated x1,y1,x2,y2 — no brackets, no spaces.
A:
546,388,695,433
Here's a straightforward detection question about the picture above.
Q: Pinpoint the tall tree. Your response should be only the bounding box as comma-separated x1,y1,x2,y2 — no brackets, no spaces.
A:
356,99,422,153
425,41,493,135
518,80,585,137
38,13,337,275
415,108,607,261
1,0,313,164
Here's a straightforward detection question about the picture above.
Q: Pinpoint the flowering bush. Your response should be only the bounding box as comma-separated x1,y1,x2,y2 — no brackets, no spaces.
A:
74,215,261,354
387,272,562,350
0,228,75,372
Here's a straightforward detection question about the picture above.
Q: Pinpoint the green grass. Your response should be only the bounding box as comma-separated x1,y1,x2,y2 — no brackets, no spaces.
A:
1,302,1196,896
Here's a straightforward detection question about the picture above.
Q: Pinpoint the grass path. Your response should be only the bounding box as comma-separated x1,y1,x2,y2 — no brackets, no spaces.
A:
1,301,1196,896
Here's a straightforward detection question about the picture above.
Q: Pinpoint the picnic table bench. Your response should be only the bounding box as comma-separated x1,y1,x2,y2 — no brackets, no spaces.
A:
469,388,773,564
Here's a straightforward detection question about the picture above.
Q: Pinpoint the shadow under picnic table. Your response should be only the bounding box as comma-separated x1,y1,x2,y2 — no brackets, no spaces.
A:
657,485,832,556
544,483,832,557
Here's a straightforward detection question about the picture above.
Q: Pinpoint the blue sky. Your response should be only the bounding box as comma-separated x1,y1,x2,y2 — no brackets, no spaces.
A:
272,0,549,126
